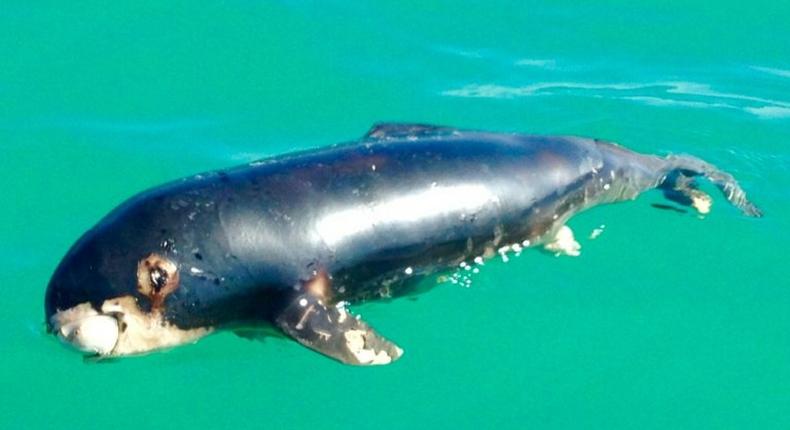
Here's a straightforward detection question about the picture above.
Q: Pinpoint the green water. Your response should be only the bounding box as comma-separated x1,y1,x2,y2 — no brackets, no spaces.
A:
2,1,789,428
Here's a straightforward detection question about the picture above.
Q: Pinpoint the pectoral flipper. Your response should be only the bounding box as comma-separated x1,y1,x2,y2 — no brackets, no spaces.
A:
274,275,403,365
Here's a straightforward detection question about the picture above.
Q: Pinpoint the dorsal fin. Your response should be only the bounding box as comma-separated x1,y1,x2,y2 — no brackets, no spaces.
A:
364,123,457,140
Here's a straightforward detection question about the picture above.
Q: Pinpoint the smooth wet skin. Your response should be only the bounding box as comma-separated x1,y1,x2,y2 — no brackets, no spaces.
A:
45,123,760,364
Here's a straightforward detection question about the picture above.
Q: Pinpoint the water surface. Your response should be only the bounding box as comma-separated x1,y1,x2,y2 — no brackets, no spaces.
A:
2,2,789,429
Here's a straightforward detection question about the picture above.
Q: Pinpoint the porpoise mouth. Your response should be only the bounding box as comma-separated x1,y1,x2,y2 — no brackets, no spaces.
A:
50,303,119,356
58,315,119,355
49,296,213,358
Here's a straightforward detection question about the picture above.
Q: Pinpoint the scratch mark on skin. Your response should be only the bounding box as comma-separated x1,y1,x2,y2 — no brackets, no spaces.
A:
295,304,316,330
335,302,349,323
315,329,332,341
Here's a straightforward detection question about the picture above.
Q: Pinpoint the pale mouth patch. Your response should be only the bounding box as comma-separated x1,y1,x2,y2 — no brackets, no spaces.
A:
50,296,212,357
59,314,119,355
51,302,119,355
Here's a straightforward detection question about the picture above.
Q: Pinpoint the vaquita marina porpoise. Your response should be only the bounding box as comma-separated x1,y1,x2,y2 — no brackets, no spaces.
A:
45,123,761,365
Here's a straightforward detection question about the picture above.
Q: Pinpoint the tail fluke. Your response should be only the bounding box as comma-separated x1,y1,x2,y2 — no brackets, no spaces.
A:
658,154,762,217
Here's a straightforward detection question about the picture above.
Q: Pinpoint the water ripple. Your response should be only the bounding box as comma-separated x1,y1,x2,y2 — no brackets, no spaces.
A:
514,58,558,69
743,106,790,119
442,80,790,120
751,66,790,79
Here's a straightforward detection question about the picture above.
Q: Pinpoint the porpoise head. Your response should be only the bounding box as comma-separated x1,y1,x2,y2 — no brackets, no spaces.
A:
45,191,217,357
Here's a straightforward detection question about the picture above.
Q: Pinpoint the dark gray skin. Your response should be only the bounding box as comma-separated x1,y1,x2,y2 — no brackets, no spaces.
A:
45,123,761,364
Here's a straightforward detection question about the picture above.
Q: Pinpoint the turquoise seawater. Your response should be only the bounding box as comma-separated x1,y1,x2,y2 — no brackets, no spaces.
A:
2,2,789,428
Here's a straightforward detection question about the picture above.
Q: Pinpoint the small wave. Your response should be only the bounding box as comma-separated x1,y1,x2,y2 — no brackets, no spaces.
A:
743,106,790,119
751,66,790,79
663,81,790,109
514,58,557,69
442,80,790,120
441,81,650,98
231,151,274,162
431,45,486,59
620,96,736,110
430,45,565,72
